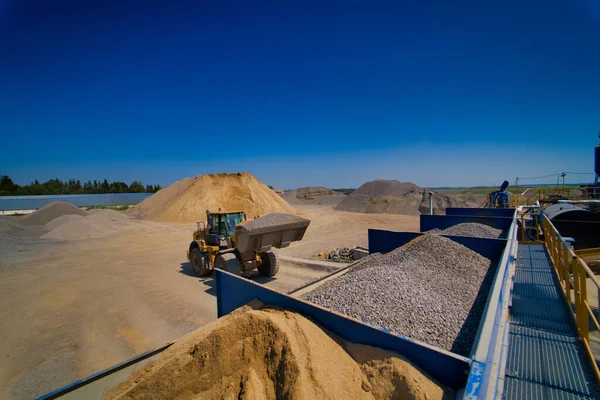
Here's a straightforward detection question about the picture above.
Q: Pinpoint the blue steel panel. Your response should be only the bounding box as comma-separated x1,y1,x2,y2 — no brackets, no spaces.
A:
368,229,506,262
214,269,471,389
419,215,513,237
464,361,485,399
446,208,516,218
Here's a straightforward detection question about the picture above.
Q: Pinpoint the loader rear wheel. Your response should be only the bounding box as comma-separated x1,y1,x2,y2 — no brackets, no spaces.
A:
190,248,211,277
215,253,241,275
258,252,279,277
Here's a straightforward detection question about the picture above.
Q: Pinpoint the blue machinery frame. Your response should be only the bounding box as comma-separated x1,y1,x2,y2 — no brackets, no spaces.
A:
217,208,519,397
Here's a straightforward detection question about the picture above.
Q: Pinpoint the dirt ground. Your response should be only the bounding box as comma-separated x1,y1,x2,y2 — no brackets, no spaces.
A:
0,205,418,399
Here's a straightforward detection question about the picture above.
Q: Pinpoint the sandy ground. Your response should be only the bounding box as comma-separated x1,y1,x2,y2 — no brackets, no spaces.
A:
0,205,418,399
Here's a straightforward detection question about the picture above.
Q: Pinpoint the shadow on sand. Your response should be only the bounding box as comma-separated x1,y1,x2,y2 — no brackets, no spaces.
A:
179,262,277,297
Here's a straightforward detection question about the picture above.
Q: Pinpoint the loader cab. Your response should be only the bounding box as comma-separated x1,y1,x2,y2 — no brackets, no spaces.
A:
206,210,246,248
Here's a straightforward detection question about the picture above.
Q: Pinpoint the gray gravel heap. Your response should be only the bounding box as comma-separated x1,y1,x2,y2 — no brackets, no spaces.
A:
240,213,306,230
429,222,503,239
302,234,496,356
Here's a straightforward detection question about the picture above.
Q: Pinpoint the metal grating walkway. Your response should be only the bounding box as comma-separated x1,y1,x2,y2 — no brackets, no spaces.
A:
503,244,599,399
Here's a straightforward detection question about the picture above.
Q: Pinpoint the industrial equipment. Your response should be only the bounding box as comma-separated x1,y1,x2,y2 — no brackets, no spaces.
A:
483,180,510,208
187,210,310,277
580,131,600,198
539,203,600,249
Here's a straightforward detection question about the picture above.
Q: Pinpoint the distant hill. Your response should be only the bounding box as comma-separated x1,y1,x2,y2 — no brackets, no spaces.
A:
335,179,476,215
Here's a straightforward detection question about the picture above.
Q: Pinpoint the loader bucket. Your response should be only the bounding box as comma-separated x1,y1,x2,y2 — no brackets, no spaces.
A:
233,214,310,254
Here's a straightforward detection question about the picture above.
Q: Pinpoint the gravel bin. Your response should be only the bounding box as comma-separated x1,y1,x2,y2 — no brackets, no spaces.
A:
427,222,503,239
302,235,497,356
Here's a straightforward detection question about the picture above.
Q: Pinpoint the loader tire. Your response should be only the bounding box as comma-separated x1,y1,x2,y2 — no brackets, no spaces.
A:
258,252,279,277
190,248,211,277
215,253,241,275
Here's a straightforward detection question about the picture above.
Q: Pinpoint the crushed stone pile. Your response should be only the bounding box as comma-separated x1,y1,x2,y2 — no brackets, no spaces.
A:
281,186,346,206
41,210,135,241
302,235,496,356
417,192,472,215
127,172,295,223
238,213,307,231
20,202,88,225
106,302,450,400
428,223,503,239
335,180,469,215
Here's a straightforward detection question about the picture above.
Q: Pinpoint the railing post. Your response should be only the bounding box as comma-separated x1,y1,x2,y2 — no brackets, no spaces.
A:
557,243,563,275
573,256,580,334
579,258,589,342
562,246,569,289
565,254,572,304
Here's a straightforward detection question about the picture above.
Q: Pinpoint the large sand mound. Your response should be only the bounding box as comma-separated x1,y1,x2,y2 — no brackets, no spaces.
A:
20,202,89,226
128,172,295,223
106,302,449,400
281,186,346,206
335,180,469,215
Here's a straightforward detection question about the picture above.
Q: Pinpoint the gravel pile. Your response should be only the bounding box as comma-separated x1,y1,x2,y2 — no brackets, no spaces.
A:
302,235,496,356
428,222,503,239
240,213,306,230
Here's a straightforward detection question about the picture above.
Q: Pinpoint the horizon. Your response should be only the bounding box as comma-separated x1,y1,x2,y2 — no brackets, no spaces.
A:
1,1,599,189
0,170,593,193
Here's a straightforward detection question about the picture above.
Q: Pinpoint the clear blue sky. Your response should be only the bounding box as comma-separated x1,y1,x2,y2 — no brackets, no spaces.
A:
1,0,599,189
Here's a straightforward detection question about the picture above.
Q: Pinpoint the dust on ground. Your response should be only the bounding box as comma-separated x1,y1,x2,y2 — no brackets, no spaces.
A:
0,203,418,399
106,302,450,400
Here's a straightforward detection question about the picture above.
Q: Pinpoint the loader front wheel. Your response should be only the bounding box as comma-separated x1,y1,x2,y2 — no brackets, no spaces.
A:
190,248,211,277
258,252,279,277
215,253,241,275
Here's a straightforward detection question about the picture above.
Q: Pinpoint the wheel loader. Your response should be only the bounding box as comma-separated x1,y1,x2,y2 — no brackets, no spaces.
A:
187,210,310,278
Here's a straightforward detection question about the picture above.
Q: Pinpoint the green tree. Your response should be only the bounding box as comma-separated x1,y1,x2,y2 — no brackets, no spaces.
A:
129,181,145,193
110,181,129,193
0,175,20,195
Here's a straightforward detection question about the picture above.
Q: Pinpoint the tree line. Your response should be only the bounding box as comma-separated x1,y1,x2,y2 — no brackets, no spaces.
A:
0,175,162,196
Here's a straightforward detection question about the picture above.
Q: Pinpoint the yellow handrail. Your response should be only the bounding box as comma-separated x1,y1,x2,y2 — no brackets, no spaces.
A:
541,214,600,383
511,185,595,207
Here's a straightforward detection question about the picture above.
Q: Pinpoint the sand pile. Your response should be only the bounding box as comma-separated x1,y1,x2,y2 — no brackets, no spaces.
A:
41,210,134,241
127,172,295,223
335,180,469,215
20,202,89,225
281,186,346,206
107,302,449,400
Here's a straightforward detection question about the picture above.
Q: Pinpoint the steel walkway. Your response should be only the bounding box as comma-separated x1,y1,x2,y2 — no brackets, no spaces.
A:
503,244,599,399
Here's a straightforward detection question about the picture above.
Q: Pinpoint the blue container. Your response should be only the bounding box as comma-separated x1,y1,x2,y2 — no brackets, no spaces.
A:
420,214,514,238
368,229,507,260
445,207,516,218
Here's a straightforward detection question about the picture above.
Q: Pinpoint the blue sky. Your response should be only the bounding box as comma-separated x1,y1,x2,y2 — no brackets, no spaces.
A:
1,0,599,189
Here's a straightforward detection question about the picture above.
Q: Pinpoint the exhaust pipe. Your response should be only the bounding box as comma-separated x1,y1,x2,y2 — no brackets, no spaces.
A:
429,192,434,215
